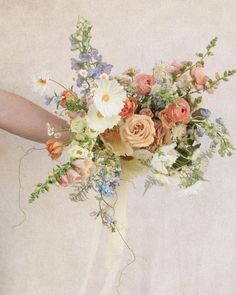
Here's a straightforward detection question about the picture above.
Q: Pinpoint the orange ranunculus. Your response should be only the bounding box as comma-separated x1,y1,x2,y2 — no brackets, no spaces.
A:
46,139,63,160
158,98,190,128
60,90,73,108
119,97,137,118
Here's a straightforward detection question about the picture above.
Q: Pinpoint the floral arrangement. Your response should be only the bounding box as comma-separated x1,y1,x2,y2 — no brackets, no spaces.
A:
31,17,235,231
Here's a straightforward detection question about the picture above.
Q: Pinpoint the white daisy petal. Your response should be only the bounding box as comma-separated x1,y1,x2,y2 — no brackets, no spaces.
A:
93,79,126,117
33,71,50,95
86,107,121,132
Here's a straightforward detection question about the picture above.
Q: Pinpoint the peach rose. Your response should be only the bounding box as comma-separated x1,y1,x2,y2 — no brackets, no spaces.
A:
190,63,208,90
139,108,153,118
168,61,187,74
119,97,137,118
158,98,190,128
120,115,156,148
46,139,63,160
134,74,156,95
148,120,172,152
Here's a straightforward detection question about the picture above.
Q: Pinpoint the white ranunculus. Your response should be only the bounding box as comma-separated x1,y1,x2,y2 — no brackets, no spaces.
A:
68,141,92,159
151,156,169,174
151,144,178,174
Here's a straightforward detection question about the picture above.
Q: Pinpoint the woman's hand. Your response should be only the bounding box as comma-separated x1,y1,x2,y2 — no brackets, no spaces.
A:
0,90,70,143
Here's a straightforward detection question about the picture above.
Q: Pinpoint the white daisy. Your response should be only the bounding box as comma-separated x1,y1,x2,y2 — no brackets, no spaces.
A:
33,71,50,95
86,106,120,132
93,79,126,117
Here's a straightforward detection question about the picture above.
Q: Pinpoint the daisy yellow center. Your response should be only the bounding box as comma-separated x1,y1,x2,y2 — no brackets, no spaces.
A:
97,111,104,118
39,78,47,85
102,94,110,102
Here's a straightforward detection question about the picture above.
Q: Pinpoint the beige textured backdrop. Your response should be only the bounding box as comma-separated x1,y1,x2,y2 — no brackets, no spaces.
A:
0,1,236,294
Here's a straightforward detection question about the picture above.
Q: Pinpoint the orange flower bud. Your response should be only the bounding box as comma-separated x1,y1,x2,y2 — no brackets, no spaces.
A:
46,139,63,160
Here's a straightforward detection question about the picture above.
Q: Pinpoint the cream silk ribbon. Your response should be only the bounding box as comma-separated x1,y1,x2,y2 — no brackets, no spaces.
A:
78,160,148,295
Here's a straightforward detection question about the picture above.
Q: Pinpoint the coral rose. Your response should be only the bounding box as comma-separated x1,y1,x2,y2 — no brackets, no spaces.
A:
120,115,156,148
46,139,63,160
190,63,208,90
158,98,190,128
148,120,172,152
119,97,137,118
134,74,155,95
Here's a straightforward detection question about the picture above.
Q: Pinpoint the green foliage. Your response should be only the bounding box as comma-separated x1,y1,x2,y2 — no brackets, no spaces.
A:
65,99,85,112
195,37,218,62
29,162,72,203
70,177,96,202
70,17,92,53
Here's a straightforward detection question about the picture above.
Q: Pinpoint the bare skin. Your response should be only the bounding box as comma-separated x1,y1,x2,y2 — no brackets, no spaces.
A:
0,90,70,143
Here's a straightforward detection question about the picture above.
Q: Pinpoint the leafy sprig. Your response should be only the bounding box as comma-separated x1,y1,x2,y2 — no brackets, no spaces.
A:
29,162,72,203
70,17,92,54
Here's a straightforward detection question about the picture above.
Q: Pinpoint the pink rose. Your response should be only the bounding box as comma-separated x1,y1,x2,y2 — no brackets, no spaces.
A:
58,175,70,187
158,98,190,128
134,74,155,95
58,169,82,187
168,61,187,74
190,63,208,90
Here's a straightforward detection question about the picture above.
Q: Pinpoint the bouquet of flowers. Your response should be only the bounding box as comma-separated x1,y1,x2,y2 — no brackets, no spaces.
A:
31,17,235,231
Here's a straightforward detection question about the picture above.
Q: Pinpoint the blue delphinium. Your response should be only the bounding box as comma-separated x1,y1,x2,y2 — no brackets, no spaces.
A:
96,167,121,197
71,45,113,95
215,117,223,125
96,182,114,197
199,108,211,117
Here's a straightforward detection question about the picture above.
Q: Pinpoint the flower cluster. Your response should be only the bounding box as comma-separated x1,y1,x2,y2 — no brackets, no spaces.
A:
31,17,235,230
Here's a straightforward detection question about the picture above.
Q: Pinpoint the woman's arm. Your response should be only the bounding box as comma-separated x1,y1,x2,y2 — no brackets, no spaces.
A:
0,90,70,143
